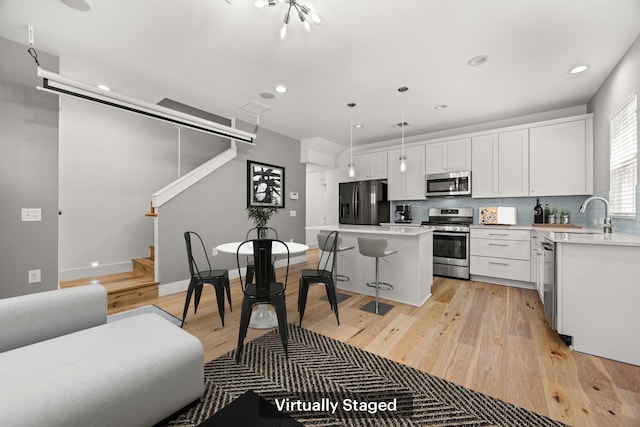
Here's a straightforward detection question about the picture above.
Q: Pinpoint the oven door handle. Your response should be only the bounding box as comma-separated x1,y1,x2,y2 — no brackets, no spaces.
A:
433,231,468,236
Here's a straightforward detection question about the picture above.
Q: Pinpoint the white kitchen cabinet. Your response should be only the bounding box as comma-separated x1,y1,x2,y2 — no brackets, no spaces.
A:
529,119,591,196
352,152,387,180
557,242,640,366
470,228,531,284
471,130,529,198
388,145,426,200
425,138,471,174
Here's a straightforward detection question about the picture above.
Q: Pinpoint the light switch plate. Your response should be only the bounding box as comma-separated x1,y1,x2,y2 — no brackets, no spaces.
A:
22,208,42,222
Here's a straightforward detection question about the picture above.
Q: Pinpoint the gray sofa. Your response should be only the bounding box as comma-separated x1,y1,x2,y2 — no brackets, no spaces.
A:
0,285,204,427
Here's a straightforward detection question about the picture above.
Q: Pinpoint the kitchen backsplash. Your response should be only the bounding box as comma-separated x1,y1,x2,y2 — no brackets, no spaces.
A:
392,186,640,235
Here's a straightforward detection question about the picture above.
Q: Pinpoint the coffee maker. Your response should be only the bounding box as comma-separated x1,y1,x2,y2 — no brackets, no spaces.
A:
394,204,412,223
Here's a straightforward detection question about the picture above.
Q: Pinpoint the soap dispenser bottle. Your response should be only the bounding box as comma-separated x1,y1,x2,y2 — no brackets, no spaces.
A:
533,198,543,224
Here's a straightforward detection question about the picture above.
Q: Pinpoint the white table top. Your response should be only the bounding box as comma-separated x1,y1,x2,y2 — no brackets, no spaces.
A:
216,241,309,255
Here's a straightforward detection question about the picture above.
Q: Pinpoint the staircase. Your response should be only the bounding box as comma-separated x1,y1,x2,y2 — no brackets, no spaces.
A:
60,246,158,314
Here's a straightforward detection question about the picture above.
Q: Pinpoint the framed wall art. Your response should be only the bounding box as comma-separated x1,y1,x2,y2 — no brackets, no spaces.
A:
247,160,285,208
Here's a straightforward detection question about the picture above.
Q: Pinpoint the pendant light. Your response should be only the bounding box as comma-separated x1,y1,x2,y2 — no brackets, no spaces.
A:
347,102,356,178
398,86,408,173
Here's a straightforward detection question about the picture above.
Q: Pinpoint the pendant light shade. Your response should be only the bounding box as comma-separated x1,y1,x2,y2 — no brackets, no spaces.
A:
347,102,356,178
398,86,409,173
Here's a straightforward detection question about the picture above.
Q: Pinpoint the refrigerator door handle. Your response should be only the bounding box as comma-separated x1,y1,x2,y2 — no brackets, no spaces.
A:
354,185,359,221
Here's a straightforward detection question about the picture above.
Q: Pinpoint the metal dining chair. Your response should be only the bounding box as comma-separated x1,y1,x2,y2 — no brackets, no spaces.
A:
298,231,341,327
235,238,289,361
245,227,279,284
182,231,231,327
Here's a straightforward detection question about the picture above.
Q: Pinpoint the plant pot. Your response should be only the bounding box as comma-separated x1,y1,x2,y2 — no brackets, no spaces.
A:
547,215,557,224
561,215,570,224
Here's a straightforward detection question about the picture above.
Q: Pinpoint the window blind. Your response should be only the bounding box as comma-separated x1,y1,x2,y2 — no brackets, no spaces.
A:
609,93,637,218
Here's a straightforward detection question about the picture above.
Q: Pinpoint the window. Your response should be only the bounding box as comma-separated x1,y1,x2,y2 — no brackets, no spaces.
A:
609,93,637,218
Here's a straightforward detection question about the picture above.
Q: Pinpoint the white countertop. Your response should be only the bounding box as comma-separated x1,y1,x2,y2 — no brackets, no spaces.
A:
470,224,640,247
306,224,433,236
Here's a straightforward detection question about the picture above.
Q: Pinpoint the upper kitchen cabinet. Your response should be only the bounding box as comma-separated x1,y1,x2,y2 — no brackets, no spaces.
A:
472,130,529,198
351,151,388,181
388,145,426,200
529,118,593,196
425,138,471,174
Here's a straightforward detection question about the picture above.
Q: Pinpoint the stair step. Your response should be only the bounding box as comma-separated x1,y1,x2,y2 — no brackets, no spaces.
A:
132,257,154,277
149,245,155,261
60,271,158,314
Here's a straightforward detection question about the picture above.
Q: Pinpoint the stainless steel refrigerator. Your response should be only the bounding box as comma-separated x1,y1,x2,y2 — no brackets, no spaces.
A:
339,180,390,225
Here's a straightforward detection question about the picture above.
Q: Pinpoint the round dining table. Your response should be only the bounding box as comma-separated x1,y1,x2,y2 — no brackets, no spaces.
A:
216,240,309,329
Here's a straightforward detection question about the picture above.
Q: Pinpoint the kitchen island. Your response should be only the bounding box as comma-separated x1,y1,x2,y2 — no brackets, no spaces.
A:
306,225,433,307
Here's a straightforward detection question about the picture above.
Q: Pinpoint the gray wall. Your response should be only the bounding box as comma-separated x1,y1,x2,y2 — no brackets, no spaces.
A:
58,94,226,280
0,37,59,298
157,121,306,286
588,34,640,193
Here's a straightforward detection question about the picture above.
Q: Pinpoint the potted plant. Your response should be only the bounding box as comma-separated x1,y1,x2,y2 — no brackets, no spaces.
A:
246,206,278,237
547,207,559,224
560,208,571,224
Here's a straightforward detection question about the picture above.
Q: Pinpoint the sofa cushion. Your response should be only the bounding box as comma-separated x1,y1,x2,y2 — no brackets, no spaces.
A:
0,313,204,427
0,285,107,353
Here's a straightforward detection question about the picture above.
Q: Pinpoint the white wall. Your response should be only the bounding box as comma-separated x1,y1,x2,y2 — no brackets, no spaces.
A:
58,96,224,280
588,35,640,193
305,163,342,246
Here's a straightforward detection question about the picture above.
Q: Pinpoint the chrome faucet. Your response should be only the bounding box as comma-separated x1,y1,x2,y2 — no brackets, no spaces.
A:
579,196,612,233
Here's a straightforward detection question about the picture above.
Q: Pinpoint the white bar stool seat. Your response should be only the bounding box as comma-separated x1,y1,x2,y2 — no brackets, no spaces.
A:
357,237,396,315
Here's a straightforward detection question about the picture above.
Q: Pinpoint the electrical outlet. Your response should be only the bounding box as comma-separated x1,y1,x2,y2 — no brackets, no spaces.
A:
290,210,297,217
28,269,41,284
212,248,218,257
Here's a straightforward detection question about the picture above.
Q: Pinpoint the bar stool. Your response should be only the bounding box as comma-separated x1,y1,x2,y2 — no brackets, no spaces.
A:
357,237,396,315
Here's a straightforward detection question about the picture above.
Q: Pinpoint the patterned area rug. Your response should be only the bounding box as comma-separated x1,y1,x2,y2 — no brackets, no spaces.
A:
162,324,565,426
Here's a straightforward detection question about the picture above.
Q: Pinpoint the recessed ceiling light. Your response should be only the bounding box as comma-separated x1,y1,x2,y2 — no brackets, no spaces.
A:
60,0,91,12
434,104,448,110
354,123,364,129
467,55,489,67
568,64,590,74
275,85,287,94
259,91,276,99
97,84,111,91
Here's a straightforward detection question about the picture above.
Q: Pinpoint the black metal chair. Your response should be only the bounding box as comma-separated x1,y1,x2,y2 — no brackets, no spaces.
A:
245,227,278,284
298,231,340,327
181,231,231,327
235,238,289,361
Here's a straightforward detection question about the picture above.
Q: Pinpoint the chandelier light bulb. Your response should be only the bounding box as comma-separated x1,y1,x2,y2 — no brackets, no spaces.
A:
257,0,320,39
279,23,288,40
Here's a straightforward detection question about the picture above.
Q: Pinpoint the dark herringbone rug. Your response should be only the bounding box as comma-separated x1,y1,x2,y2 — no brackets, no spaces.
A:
162,324,565,426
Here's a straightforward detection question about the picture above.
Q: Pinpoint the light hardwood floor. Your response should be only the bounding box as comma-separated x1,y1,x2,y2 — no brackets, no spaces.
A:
149,249,640,426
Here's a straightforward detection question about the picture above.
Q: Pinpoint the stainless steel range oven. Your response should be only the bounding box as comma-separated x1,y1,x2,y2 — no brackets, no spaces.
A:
421,207,473,280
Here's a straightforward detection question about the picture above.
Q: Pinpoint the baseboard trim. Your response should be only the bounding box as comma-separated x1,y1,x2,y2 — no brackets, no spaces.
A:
59,261,132,282
158,254,307,297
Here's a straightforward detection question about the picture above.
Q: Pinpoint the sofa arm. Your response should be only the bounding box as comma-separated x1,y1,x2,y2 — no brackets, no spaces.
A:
0,285,107,353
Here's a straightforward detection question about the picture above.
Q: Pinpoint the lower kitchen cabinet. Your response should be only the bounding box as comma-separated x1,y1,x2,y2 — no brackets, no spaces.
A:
557,242,640,366
470,228,531,285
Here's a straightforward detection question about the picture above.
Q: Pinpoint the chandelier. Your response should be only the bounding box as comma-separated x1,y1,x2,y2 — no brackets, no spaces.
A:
254,0,322,40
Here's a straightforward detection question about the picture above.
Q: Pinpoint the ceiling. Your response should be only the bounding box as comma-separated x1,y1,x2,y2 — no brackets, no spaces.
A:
1,0,639,148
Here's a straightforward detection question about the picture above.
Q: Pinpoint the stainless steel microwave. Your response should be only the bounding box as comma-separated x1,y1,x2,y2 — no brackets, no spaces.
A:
425,171,471,197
